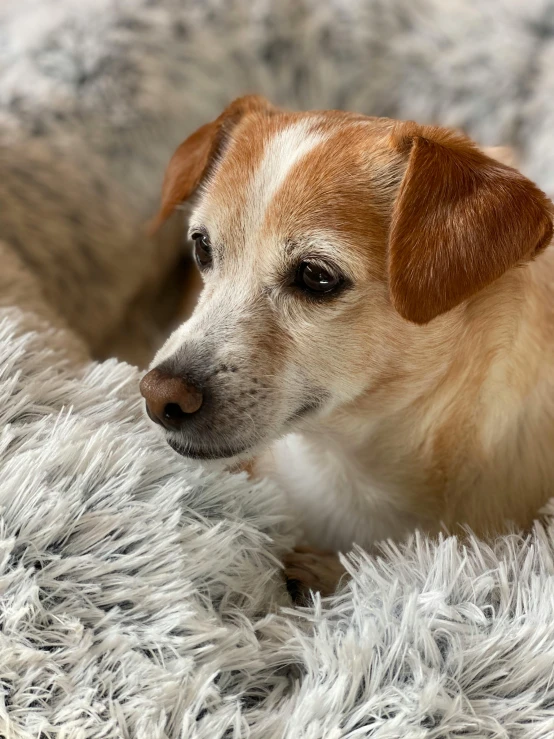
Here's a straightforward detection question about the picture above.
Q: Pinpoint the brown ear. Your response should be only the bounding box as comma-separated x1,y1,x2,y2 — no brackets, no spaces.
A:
388,125,553,324
149,95,274,233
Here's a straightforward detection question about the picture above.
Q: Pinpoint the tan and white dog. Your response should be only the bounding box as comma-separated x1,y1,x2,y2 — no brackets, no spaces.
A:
141,95,554,597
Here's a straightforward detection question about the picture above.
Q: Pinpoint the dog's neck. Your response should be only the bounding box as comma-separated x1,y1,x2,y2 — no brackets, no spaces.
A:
268,251,554,550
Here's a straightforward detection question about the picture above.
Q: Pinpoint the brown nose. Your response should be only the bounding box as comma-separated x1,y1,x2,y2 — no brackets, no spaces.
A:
140,368,203,430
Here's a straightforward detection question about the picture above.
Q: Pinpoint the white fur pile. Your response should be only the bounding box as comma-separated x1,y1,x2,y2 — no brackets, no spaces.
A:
2,1,554,736
3,293,554,738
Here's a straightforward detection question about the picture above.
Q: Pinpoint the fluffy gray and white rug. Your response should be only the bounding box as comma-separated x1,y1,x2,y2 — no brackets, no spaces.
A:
2,0,554,212
2,1,554,737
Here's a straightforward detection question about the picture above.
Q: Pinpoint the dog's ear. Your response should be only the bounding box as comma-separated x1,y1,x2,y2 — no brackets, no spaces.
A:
388,124,553,324
150,95,274,233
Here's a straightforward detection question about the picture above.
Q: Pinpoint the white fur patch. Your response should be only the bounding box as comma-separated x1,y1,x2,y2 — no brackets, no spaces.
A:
246,121,326,231
154,122,327,367
263,432,421,551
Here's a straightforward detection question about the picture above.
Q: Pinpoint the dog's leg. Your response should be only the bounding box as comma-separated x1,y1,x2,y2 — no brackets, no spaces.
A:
283,546,348,604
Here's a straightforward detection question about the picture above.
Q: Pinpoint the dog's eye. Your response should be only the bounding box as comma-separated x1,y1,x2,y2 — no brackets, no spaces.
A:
192,233,212,269
296,261,343,295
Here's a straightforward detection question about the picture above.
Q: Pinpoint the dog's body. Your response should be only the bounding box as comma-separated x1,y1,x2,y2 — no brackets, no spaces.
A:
141,96,554,594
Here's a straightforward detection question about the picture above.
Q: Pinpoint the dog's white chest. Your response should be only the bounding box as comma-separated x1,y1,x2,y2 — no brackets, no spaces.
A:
263,433,421,552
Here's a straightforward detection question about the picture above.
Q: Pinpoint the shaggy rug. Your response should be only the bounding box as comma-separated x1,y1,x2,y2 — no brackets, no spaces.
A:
3,280,554,739
2,1,554,737
3,284,554,738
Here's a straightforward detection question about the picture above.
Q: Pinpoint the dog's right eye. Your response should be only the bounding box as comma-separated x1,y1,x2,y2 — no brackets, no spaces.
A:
192,233,213,269
295,260,344,296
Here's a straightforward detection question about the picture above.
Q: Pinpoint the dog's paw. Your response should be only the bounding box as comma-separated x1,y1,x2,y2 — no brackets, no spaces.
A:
283,546,347,605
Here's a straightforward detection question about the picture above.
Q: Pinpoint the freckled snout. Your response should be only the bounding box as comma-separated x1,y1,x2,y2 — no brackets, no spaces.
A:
140,368,203,430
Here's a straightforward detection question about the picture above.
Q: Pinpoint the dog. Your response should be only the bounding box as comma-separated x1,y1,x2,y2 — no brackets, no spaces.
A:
140,95,554,599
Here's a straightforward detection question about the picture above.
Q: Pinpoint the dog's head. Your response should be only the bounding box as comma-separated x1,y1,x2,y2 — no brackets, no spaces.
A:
141,95,553,461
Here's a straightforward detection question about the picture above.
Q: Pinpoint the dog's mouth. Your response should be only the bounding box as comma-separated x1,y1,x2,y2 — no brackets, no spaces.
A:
167,438,251,460
285,398,322,424
165,398,323,461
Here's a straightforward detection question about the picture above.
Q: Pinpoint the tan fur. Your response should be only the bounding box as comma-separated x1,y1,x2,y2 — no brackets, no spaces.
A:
150,97,554,596
0,139,183,366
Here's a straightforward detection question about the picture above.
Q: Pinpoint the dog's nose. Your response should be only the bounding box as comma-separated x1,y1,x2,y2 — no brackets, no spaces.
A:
140,368,203,429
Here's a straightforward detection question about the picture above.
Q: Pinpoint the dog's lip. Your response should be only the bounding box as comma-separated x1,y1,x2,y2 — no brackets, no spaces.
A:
167,438,250,460
285,398,322,424
165,399,323,460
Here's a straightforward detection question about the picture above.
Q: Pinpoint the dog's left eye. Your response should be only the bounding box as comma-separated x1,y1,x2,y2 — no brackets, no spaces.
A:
192,233,212,269
295,261,343,295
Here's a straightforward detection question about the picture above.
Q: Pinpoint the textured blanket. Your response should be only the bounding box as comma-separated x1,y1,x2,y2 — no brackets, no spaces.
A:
2,1,554,737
